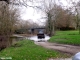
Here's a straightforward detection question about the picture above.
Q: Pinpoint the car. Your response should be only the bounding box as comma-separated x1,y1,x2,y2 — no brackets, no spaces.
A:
37,31,45,39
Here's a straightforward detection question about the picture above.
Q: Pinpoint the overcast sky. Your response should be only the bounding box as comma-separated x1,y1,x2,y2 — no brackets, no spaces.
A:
19,0,79,25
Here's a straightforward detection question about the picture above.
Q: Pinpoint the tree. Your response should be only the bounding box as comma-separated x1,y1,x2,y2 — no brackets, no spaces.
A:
0,1,19,48
41,0,57,36
75,1,80,34
66,0,80,34
0,0,9,4
0,2,19,35
44,0,77,35
54,6,76,30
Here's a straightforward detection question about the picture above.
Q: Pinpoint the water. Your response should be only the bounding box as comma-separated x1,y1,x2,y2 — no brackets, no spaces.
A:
13,34,50,42
11,34,26,44
0,35,50,50
0,36,24,50
28,35,50,42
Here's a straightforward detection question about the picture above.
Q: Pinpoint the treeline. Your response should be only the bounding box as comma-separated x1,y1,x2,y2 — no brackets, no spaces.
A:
43,0,80,36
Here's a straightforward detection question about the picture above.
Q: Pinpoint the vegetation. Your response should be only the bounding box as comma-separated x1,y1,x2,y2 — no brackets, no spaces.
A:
0,2,19,49
0,3,19,36
42,0,77,36
49,30,80,45
15,20,40,34
0,40,70,60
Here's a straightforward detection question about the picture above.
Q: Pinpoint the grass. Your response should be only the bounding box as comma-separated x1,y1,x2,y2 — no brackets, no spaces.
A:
49,30,80,45
0,40,70,60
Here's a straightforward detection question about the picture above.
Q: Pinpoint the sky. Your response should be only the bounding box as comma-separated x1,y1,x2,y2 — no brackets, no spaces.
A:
19,1,46,25
18,0,79,25
20,6,45,22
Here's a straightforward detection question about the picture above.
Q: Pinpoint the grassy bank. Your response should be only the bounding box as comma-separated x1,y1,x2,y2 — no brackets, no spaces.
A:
49,30,80,45
0,40,70,60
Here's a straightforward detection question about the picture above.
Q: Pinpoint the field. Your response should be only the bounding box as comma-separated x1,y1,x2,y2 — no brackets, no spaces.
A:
0,40,70,60
49,30,80,45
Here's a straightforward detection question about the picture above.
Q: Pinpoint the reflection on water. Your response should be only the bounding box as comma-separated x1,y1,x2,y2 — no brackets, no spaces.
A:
10,37,25,45
0,36,25,50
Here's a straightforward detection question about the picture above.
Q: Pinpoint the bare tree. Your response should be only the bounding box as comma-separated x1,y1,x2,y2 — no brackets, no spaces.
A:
43,0,77,36
0,1,19,49
66,0,80,34
75,1,80,34
41,0,58,36
54,6,76,30
0,3,19,35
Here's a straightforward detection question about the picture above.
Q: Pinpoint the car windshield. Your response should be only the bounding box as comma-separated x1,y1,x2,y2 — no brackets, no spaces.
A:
39,31,43,34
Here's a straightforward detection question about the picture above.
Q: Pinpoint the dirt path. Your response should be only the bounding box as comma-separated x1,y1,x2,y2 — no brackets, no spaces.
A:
35,42,80,55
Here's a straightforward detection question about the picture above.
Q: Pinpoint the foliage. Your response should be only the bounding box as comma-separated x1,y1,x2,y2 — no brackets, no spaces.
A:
59,27,75,31
45,3,76,36
0,40,70,60
15,29,28,34
49,30,80,45
15,20,40,34
0,3,19,35
45,4,58,36
0,2,19,49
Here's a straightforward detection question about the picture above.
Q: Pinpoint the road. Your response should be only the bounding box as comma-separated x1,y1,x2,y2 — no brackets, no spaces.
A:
34,42,80,60
35,42,80,55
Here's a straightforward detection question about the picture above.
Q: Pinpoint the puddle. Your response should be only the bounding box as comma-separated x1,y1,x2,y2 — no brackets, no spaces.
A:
28,35,50,41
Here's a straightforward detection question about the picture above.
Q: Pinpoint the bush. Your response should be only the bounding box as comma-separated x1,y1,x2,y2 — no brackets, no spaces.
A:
60,27,75,30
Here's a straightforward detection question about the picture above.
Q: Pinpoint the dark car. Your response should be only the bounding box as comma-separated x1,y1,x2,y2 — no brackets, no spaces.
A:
37,31,45,39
